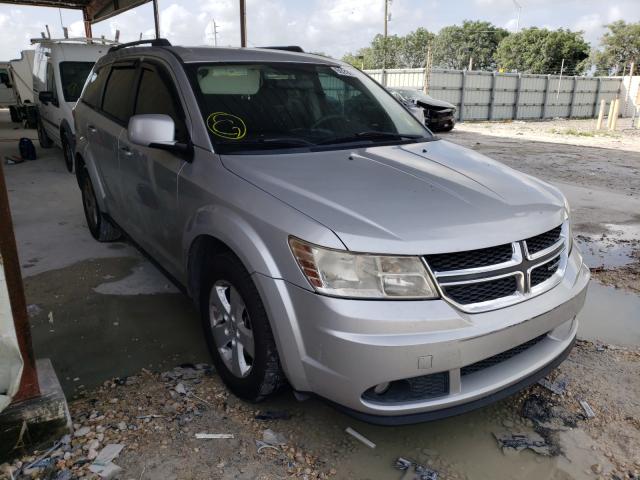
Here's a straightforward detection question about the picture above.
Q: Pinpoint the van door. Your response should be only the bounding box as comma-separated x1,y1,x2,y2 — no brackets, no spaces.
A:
92,63,138,221
118,62,188,273
40,61,63,144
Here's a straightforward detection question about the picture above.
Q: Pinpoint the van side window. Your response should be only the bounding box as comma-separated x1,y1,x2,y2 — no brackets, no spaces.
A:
135,66,187,143
102,66,137,124
83,67,107,108
45,62,58,104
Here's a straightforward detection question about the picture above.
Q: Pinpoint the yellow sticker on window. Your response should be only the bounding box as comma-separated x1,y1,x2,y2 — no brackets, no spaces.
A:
206,112,247,140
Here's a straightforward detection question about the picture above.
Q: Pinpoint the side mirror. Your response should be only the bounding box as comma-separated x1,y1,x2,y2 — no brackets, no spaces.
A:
128,114,175,147
39,91,54,104
127,114,193,160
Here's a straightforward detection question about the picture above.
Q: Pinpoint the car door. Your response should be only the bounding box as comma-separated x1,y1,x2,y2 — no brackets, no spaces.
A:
118,61,189,273
92,62,138,220
40,61,63,143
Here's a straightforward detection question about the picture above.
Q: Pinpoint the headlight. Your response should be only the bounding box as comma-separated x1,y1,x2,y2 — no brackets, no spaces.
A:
289,237,439,299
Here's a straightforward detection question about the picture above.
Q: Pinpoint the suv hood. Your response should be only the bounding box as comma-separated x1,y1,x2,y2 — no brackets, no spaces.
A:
221,140,566,254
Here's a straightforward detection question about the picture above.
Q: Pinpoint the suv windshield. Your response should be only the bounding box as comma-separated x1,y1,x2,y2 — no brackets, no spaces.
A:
60,61,95,102
188,62,432,153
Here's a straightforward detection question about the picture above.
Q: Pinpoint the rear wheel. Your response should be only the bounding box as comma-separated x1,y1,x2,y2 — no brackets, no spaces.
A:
200,252,285,402
62,133,74,173
79,168,121,242
37,115,53,148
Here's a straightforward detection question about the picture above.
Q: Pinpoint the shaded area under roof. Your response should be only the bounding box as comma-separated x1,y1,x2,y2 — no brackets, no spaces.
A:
0,0,150,23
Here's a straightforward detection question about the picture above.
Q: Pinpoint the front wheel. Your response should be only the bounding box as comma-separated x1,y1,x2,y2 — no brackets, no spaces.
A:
201,252,285,402
79,169,121,242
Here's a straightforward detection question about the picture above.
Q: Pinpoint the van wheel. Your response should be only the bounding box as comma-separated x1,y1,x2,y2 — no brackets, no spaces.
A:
201,252,285,402
9,106,19,123
37,116,53,148
79,169,121,242
62,133,74,173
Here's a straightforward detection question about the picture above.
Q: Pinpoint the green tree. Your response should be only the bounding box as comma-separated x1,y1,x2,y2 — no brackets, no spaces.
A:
342,28,435,69
495,28,590,74
592,21,640,75
432,20,509,70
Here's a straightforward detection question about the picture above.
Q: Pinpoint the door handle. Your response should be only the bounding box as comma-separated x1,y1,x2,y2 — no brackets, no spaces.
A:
119,146,133,156
87,125,97,133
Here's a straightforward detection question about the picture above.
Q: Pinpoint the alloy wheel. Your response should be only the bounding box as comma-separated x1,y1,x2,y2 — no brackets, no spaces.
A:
209,280,255,378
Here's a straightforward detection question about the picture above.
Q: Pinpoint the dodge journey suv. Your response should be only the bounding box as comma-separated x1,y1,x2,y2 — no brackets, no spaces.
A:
74,40,589,424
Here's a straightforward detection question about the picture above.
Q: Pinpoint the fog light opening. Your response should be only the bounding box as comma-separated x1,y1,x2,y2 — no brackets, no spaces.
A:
373,382,390,395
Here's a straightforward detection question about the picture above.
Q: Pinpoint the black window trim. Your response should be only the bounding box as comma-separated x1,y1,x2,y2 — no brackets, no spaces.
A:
97,60,141,128
132,59,190,144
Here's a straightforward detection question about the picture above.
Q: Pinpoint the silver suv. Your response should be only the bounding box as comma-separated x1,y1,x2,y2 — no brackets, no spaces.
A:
74,40,589,424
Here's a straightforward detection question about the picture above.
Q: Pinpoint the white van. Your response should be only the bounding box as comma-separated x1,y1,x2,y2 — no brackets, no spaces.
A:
32,38,115,171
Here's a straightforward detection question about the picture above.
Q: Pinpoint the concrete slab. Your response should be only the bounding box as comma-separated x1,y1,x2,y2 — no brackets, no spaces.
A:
0,358,71,463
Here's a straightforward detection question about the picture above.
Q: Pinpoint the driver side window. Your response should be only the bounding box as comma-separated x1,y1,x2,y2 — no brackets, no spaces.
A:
45,63,58,105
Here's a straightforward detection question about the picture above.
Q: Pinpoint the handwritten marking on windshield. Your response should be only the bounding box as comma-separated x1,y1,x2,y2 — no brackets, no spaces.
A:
206,112,247,140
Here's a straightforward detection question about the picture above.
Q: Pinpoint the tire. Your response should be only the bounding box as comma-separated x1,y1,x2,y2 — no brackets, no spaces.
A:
37,115,53,148
79,168,121,242
200,252,285,402
62,133,74,173
9,106,19,123
439,124,454,132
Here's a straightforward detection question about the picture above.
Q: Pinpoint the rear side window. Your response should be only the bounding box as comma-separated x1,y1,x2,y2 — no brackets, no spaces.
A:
135,66,187,142
82,67,107,108
60,62,94,102
102,66,137,124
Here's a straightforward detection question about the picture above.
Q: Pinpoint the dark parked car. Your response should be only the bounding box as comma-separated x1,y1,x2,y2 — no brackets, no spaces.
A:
390,88,456,132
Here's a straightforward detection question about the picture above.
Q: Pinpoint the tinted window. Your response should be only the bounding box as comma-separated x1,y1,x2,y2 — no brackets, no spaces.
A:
135,66,187,142
45,63,58,103
60,62,94,102
82,67,107,108
102,66,137,124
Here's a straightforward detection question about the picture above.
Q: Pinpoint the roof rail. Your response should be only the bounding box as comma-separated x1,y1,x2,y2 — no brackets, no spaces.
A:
108,38,172,53
259,46,304,53
30,37,118,46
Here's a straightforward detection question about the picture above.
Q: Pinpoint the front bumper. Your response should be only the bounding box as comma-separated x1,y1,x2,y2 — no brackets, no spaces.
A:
253,247,589,422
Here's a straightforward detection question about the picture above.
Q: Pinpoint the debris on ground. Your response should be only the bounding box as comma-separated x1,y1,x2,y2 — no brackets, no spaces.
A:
493,431,552,456
194,433,234,439
255,410,291,421
262,428,288,446
537,377,568,395
345,427,376,449
579,400,596,418
393,457,439,480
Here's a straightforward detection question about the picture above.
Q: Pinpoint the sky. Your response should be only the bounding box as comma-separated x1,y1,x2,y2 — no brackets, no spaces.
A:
0,0,638,61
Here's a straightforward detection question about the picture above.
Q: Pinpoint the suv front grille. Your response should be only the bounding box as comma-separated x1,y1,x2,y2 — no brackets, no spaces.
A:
425,223,567,312
525,226,562,256
425,244,513,272
443,276,517,305
461,334,546,376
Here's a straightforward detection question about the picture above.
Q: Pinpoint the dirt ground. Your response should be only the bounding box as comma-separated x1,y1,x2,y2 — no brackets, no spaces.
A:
1,114,639,480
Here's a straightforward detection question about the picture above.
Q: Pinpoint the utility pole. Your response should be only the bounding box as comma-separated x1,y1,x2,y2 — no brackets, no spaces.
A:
468,57,473,71
152,0,160,39
209,17,219,47
556,58,565,100
512,0,522,32
382,0,390,84
239,0,247,47
423,44,432,94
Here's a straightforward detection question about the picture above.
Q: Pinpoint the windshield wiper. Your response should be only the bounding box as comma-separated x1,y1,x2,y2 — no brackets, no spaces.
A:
316,131,424,146
219,137,314,148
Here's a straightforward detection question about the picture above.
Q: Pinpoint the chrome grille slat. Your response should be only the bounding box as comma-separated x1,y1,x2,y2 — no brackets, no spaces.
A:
424,223,569,313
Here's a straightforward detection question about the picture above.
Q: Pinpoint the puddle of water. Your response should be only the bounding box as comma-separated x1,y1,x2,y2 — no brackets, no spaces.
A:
575,236,635,268
574,221,639,269
24,257,210,395
577,281,640,347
